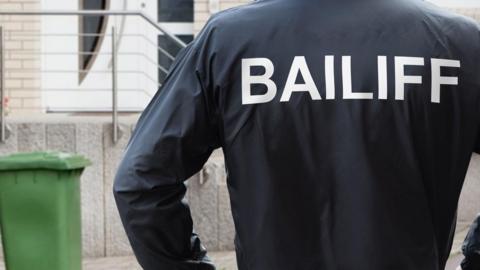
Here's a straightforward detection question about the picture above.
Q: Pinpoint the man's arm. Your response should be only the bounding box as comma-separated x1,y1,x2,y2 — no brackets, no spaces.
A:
461,215,480,270
113,22,221,270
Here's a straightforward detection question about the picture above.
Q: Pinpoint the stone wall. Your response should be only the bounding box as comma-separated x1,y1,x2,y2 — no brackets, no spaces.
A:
0,116,234,259
0,116,478,261
0,0,42,115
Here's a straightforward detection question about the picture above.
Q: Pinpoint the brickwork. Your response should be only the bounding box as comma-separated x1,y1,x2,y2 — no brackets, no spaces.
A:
0,0,42,115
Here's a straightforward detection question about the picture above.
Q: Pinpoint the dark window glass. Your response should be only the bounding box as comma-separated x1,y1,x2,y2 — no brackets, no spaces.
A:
158,0,194,22
158,35,194,84
80,0,107,70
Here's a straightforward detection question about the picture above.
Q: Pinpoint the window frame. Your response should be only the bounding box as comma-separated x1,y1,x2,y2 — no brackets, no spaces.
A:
78,0,110,84
157,0,194,84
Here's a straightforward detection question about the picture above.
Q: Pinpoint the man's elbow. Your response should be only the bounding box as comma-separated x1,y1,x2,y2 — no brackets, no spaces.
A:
112,154,151,205
112,156,135,199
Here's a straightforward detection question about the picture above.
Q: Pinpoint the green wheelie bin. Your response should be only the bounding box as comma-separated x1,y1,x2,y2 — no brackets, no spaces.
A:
0,152,91,270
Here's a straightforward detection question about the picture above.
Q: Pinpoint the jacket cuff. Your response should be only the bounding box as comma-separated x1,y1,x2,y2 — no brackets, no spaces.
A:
461,255,480,270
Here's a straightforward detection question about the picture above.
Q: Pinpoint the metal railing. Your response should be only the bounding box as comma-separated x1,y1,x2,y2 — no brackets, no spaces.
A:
0,26,5,143
111,26,119,143
0,10,186,47
0,10,187,143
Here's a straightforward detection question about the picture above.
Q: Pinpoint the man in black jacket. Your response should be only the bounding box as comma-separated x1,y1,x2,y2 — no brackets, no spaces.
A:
113,0,480,269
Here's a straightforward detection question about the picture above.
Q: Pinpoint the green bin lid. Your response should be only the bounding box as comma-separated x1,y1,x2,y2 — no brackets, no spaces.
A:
0,152,91,171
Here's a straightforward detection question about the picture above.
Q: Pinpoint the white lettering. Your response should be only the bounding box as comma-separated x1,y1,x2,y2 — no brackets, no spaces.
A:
240,56,460,105
280,56,322,102
242,58,277,105
378,56,388,100
431,58,460,103
325,55,335,100
395,57,424,100
342,56,373,99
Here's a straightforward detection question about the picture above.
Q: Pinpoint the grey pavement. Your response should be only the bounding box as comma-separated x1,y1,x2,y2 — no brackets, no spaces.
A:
0,251,238,270
0,223,472,270
0,249,467,270
78,249,464,270
80,251,238,270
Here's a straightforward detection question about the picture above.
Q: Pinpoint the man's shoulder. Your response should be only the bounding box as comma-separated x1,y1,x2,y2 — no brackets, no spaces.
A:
415,1,480,35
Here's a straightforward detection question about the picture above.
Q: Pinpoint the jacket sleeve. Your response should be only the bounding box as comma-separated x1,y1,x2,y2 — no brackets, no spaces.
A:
461,215,480,270
113,25,221,270
476,102,480,154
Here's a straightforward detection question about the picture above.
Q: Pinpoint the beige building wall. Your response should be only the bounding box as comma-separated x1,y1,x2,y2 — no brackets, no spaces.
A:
194,4,480,34
194,0,251,34
451,8,480,21
0,0,42,115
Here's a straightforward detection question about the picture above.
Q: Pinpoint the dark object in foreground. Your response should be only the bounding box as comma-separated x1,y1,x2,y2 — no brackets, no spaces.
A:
113,0,480,269
462,215,480,270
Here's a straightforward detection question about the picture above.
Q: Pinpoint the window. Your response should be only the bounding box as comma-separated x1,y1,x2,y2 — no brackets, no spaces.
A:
158,35,194,83
158,0,194,22
79,0,109,83
157,0,194,85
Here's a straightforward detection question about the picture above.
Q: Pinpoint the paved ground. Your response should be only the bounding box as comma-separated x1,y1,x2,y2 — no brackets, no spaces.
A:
80,251,238,270
0,223,472,270
446,255,462,270
0,251,238,270
0,250,467,270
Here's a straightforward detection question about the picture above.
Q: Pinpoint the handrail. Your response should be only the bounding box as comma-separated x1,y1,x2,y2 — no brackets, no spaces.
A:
111,27,118,143
0,10,185,144
0,10,187,48
9,32,176,60
0,27,5,142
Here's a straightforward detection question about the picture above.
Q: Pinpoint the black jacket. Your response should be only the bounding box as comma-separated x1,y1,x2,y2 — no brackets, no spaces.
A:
462,215,480,270
113,0,480,269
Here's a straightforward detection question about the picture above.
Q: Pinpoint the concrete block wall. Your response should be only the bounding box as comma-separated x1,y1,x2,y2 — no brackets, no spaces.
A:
0,116,234,259
0,0,42,115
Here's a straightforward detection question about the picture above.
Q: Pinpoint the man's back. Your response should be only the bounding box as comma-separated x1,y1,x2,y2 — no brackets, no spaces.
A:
113,0,480,269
